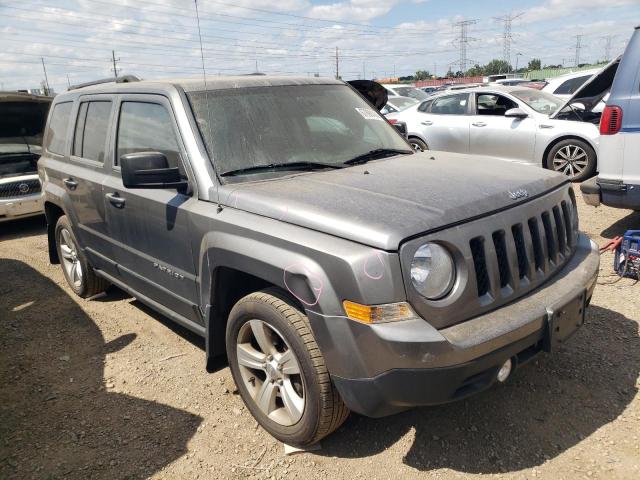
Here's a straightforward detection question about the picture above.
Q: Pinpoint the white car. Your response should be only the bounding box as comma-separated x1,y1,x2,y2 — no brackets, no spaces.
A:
542,69,600,100
386,86,600,181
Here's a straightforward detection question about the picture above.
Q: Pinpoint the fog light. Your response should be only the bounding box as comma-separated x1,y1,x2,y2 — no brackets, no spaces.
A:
497,359,512,383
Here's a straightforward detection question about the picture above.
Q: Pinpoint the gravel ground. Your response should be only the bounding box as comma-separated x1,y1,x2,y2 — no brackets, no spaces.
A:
1,193,639,480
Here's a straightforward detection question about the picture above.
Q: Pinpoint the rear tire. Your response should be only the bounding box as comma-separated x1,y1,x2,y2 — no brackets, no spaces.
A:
546,138,596,182
409,137,428,152
226,288,349,446
55,215,109,298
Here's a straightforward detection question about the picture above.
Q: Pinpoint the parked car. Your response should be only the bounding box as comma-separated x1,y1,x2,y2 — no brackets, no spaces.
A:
387,86,600,181
0,92,51,222
491,78,530,87
542,69,600,100
380,96,419,115
581,27,639,210
381,84,430,101
40,75,599,446
420,86,439,95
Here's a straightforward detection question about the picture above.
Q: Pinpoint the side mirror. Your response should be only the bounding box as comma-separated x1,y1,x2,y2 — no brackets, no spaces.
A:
120,152,188,190
504,108,528,118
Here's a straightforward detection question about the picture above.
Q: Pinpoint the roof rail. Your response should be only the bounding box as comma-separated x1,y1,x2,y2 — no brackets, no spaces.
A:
68,75,140,91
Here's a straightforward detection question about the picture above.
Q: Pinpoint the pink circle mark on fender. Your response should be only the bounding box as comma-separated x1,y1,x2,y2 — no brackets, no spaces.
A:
363,251,385,280
283,264,323,307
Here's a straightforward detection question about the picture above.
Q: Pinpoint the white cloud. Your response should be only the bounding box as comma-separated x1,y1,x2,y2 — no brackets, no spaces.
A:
521,0,638,24
307,0,402,22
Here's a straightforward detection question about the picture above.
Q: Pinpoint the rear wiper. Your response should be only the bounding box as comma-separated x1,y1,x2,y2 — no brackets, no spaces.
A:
343,148,412,166
220,161,344,177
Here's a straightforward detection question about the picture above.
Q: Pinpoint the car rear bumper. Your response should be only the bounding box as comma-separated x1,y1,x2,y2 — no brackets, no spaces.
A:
0,193,44,222
580,176,640,210
307,233,599,417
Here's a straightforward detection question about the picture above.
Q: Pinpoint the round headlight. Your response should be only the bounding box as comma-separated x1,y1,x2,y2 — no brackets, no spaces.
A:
410,243,455,300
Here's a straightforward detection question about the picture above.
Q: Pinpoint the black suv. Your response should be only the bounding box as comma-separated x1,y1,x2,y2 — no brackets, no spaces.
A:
39,76,599,446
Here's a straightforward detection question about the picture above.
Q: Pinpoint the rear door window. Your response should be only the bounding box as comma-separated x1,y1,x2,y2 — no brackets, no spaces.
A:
116,101,182,174
72,101,112,162
45,102,73,155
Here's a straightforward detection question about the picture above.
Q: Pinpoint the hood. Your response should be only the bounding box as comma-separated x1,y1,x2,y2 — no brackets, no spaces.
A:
220,152,567,250
0,95,52,152
550,57,620,118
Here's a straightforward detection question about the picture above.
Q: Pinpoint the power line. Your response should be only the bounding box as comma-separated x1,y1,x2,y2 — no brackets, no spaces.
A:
453,19,477,73
493,12,523,68
574,34,583,66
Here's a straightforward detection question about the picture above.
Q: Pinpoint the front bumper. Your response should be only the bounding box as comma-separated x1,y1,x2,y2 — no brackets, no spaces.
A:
307,233,599,417
0,192,44,222
580,176,640,210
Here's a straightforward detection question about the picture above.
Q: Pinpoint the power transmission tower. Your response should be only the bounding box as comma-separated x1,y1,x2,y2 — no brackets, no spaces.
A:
573,35,583,67
41,57,50,96
111,50,120,78
493,12,523,70
603,35,614,62
454,19,477,74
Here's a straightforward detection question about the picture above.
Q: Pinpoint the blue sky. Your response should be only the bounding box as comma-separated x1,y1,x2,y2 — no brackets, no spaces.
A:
0,0,637,92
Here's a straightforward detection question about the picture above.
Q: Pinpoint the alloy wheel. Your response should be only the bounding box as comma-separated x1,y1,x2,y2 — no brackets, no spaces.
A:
59,228,83,288
236,320,305,426
411,142,425,152
552,144,588,178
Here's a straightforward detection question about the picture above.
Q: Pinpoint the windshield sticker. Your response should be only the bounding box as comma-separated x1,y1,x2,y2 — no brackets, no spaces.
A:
355,107,383,121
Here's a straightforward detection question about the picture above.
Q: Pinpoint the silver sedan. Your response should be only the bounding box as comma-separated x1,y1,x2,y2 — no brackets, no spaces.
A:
386,86,600,181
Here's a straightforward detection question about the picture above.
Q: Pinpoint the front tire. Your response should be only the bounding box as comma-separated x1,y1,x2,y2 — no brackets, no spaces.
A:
226,288,349,446
55,215,109,298
546,138,596,182
409,137,428,152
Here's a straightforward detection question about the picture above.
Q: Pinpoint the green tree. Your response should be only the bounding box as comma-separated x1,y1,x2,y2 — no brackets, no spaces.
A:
484,59,512,75
414,70,432,81
527,58,541,70
465,64,484,77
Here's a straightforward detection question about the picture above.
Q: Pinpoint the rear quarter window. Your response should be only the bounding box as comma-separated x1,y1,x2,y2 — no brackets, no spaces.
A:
45,102,73,155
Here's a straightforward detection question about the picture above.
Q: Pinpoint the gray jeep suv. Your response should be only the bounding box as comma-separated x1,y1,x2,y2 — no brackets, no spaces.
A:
39,76,600,446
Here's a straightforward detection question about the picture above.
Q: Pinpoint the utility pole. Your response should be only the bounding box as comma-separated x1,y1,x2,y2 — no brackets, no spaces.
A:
335,47,339,79
603,35,614,62
66,74,71,88
493,12,523,71
111,50,120,78
573,35,583,67
41,57,50,96
454,19,477,74
255,59,258,73
515,52,523,72
362,61,365,79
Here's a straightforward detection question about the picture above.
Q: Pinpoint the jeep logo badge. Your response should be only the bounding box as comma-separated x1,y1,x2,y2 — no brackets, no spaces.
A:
508,189,528,200
18,183,29,194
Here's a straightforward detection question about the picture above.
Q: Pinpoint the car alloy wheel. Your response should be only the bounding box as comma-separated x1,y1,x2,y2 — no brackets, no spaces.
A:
236,319,305,426
58,227,83,288
411,141,425,152
552,144,588,178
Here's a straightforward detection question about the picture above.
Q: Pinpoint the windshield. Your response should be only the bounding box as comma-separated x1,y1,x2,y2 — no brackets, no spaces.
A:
393,86,429,100
187,84,410,178
511,89,564,114
0,153,39,178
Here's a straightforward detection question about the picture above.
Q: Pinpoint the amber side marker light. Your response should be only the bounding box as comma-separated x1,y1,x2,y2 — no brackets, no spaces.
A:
343,300,418,324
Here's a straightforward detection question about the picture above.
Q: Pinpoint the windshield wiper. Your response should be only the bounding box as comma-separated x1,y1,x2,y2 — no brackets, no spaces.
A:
220,161,344,177
343,148,412,166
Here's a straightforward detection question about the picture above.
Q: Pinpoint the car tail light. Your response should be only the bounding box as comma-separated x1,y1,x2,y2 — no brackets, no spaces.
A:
600,105,622,135
387,118,398,124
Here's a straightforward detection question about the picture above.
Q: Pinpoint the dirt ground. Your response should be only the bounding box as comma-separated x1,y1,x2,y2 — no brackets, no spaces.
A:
1,193,639,480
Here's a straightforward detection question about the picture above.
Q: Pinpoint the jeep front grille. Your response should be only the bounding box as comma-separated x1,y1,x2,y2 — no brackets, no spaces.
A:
469,198,576,300
399,185,579,330
0,179,41,199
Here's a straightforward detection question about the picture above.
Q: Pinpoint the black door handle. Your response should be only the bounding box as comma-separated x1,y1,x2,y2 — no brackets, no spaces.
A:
105,192,126,209
63,178,78,190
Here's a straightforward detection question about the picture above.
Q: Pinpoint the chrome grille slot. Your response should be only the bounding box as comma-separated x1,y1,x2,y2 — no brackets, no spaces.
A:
0,179,41,199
